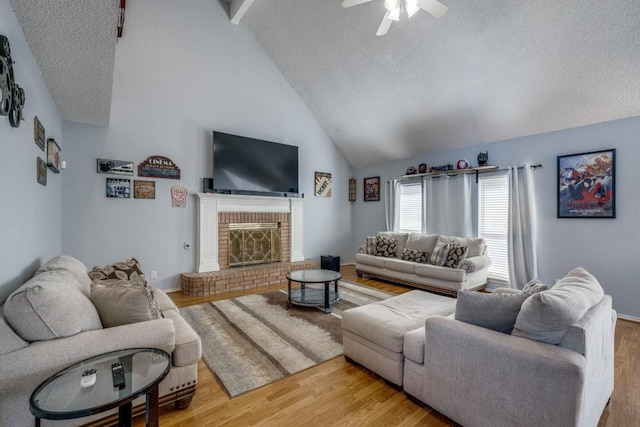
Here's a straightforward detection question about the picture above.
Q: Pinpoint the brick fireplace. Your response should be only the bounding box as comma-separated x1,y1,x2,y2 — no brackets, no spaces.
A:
180,194,315,297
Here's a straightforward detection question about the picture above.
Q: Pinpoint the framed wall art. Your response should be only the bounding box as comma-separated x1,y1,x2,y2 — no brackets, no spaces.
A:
134,180,156,199
34,116,45,151
36,157,47,186
557,148,615,218
97,158,134,175
349,178,356,202
46,138,61,173
106,178,131,198
364,176,380,202
314,172,332,197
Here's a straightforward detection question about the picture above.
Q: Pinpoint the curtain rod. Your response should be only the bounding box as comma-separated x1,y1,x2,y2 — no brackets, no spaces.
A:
392,164,542,183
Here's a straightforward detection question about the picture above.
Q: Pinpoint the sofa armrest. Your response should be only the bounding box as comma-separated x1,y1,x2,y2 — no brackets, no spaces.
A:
422,316,586,427
458,254,491,273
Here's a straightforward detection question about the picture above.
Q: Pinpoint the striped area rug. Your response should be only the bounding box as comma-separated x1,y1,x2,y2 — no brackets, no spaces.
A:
180,281,393,397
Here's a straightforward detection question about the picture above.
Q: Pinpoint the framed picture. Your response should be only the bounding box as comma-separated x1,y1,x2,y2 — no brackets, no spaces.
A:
557,149,615,218
106,178,131,198
314,172,332,197
46,138,61,173
34,116,45,151
364,176,380,202
348,178,356,202
134,180,156,199
36,157,47,186
97,158,134,175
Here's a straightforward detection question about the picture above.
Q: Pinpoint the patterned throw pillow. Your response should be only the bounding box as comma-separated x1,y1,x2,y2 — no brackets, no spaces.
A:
521,278,548,295
88,257,146,282
401,248,429,263
366,236,377,255
429,241,450,266
444,243,469,268
375,236,398,258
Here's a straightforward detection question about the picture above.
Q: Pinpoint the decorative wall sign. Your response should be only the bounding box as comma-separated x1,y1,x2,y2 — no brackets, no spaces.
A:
138,156,181,180
0,34,26,127
171,185,188,207
34,116,45,151
349,178,356,202
36,157,47,186
46,139,61,173
558,149,615,218
364,176,380,202
134,180,155,199
314,172,332,197
97,158,134,175
106,178,131,198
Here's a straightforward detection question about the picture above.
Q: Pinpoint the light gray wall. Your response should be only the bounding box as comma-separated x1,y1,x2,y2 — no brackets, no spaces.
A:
0,0,62,302
61,0,353,291
352,116,640,319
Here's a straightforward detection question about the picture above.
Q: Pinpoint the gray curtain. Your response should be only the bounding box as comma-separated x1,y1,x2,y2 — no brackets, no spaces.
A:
384,179,401,231
508,164,538,288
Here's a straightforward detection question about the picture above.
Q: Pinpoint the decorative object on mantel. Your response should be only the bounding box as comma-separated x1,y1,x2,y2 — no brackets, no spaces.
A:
117,0,126,38
46,139,61,173
171,185,188,208
34,117,45,151
36,157,47,186
138,155,181,179
97,158,134,175
134,180,155,199
477,151,489,167
348,178,357,202
456,159,469,169
558,149,615,219
405,166,417,175
106,177,131,198
364,176,380,202
418,163,427,174
314,172,332,197
430,164,453,172
0,34,26,128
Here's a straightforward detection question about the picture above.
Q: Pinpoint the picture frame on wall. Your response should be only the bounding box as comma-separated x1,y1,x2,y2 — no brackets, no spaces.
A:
46,138,61,173
106,178,131,198
348,178,356,202
134,180,156,199
364,176,380,202
557,148,615,218
314,172,332,197
34,116,45,151
36,157,47,186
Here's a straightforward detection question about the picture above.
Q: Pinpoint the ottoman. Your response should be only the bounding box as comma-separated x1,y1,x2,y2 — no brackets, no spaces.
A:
342,290,456,386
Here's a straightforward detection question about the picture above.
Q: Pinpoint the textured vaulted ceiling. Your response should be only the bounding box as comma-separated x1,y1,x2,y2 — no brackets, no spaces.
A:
9,0,640,166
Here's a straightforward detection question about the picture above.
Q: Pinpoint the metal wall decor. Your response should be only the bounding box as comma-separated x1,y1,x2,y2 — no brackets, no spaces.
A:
348,178,356,202
0,35,26,127
97,158,134,175
138,156,181,179
37,157,47,186
34,117,45,151
364,176,380,202
106,178,131,198
134,180,155,199
46,139,61,173
314,172,332,197
171,185,188,207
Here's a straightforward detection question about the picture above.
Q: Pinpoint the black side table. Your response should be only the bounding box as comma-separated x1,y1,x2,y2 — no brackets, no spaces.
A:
321,254,340,272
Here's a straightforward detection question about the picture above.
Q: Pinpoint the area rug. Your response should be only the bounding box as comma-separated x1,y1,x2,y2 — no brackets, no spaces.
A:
180,281,393,397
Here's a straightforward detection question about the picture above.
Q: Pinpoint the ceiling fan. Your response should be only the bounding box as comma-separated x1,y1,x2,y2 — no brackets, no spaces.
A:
342,0,448,36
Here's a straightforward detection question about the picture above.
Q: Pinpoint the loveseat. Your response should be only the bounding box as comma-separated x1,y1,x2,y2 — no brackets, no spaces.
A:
0,256,202,427
355,231,491,296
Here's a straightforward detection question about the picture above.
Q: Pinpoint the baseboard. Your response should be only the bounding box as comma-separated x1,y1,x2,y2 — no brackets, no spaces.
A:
617,314,640,323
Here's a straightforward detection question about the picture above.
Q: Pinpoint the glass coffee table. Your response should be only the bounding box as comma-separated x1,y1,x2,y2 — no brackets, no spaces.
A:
287,269,342,313
30,348,170,427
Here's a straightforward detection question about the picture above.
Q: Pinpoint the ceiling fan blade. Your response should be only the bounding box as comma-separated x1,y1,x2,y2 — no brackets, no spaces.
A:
418,0,448,18
376,11,393,36
342,0,373,8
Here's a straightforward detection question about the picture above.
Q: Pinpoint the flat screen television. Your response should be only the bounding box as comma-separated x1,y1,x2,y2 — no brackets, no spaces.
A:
212,131,299,197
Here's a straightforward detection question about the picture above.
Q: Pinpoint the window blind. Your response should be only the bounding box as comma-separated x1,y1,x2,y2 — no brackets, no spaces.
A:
478,173,509,282
399,181,422,233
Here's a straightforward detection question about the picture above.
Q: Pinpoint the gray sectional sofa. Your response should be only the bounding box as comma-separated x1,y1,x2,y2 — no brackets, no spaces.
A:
356,231,491,296
344,267,616,427
0,256,202,427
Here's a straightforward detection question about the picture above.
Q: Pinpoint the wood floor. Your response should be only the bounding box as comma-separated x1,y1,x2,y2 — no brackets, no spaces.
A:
135,265,640,426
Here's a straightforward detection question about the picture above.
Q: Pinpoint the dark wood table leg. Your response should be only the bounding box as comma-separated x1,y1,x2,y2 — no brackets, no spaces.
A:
118,401,132,427
287,278,291,309
146,385,160,427
35,417,41,427
324,281,331,313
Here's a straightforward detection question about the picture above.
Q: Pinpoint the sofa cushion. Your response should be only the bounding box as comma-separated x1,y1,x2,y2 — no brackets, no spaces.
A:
378,232,409,256
355,253,387,268
3,270,103,341
429,240,450,266
405,233,439,254
36,255,92,295
444,243,468,268
365,236,377,255
455,291,529,334
414,263,466,281
0,309,27,356
88,257,146,281
400,248,428,263
512,267,605,345
375,236,398,258
384,258,418,274
438,235,486,257
90,279,162,328
163,309,202,367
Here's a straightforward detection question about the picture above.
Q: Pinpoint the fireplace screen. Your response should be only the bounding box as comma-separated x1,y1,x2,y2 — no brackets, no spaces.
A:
228,223,282,267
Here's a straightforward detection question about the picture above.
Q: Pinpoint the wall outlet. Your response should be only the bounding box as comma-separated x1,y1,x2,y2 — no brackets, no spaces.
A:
150,270,157,279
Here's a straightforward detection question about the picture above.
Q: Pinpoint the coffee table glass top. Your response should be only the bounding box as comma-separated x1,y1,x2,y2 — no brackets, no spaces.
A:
287,269,341,283
30,348,170,420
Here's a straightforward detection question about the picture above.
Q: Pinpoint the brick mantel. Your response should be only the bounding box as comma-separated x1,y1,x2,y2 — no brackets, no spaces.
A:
195,193,304,272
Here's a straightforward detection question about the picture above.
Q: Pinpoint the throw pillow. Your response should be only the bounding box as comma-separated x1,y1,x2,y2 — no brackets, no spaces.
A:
429,241,450,266
521,278,549,295
90,279,162,328
455,291,530,334
0,310,28,356
401,248,429,263
365,236,377,255
444,243,468,268
375,236,398,258
88,257,146,282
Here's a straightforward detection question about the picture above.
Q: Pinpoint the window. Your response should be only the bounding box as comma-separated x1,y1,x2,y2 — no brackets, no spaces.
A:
399,181,422,233
478,173,509,282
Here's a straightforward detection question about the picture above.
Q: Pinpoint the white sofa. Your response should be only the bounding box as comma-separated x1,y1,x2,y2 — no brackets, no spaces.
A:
0,256,202,427
356,232,491,296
